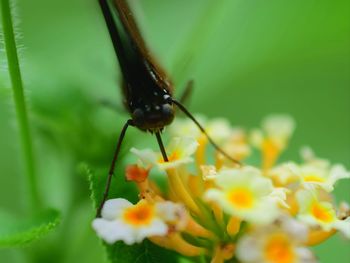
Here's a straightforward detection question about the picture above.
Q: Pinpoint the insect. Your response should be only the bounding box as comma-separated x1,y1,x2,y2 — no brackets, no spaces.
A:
96,0,241,216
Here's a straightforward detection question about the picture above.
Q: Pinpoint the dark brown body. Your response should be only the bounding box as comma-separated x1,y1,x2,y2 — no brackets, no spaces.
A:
102,0,175,131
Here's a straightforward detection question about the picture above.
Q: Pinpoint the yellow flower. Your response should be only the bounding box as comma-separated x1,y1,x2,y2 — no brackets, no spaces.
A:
251,115,295,169
251,114,295,150
130,137,199,170
92,198,186,244
268,163,299,186
218,128,251,163
168,115,204,140
91,114,349,262
236,218,316,263
169,116,233,144
296,190,350,238
205,166,281,224
292,162,350,192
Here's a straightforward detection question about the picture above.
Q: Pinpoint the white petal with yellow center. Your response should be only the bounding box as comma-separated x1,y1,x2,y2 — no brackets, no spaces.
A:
262,114,295,149
269,163,299,186
131,137,199,170
101,198,133,220
168,115,206,139
293,162,350,192
205,167,280,224
205,118,232,143
236,220,315,263
296,190,350,238
92,199,177,245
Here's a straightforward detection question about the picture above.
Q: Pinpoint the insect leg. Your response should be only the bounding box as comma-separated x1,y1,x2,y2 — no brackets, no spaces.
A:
155,131,169,162
179,80,194,106
96,119,134,217
172,99,242,166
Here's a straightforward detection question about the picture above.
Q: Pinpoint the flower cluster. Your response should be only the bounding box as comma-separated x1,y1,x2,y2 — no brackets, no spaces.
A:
93,114,350,263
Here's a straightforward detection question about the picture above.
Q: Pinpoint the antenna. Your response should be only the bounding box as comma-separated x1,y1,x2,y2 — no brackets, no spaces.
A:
172,99,242,166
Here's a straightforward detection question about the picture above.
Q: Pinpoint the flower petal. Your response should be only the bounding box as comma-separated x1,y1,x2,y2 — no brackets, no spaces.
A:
92,218,133,244
102,198,133,220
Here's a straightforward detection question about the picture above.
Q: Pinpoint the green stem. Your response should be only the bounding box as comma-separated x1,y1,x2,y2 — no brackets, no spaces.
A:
1,0,40,211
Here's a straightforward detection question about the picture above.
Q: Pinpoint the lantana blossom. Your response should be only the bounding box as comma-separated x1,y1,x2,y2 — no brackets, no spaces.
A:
92,198,187,245
268,163,300,186
251,114,295,170
291,158,350,192
130,137,199,170
296,190,350,238
251,114,295,150
92,114,349,262
169,116,233,143
205,166,282,224
236,217,316,263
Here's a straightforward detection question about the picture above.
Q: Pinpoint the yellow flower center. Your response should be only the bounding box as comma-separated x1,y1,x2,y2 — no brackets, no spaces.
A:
123,202,155,226
264,234,295,263
227,188,254,209
311,202,334,223
303,174,325,183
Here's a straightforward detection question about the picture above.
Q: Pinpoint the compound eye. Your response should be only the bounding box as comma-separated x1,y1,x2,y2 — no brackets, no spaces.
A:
162,104,173,116
132,108,145,126
161,104,175,124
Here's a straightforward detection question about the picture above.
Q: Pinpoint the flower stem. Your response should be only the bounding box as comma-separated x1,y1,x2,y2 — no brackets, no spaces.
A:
1,0,40,211
167,169,201,215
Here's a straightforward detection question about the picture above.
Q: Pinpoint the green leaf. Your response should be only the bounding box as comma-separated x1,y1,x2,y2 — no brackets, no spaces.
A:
86,165,180,263
83,163,139,210
107,240,178,263
0,208,60,247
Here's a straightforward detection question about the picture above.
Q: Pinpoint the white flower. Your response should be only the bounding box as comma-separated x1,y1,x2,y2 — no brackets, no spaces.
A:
156,201,188,231
250,129,264,149
204,118,233,143
268,187,291,209
130,137,199,170
168,116,204,140
292,163,350,192
220,128,251,161
262,114,295,148
295,148,350,191
251,114,295,150
205,166,281,224
169,116,233,144
236,218,316,263
296,190,350,238
268,163,299,186
92,199,185,245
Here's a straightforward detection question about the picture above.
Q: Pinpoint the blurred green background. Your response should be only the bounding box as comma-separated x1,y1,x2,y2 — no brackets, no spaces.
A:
0,0,349,262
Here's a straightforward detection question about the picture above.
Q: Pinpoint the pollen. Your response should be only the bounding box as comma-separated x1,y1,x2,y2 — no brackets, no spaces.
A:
227,188,254,209
264,234,295,263
311,202,334,223
123,202,155,226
